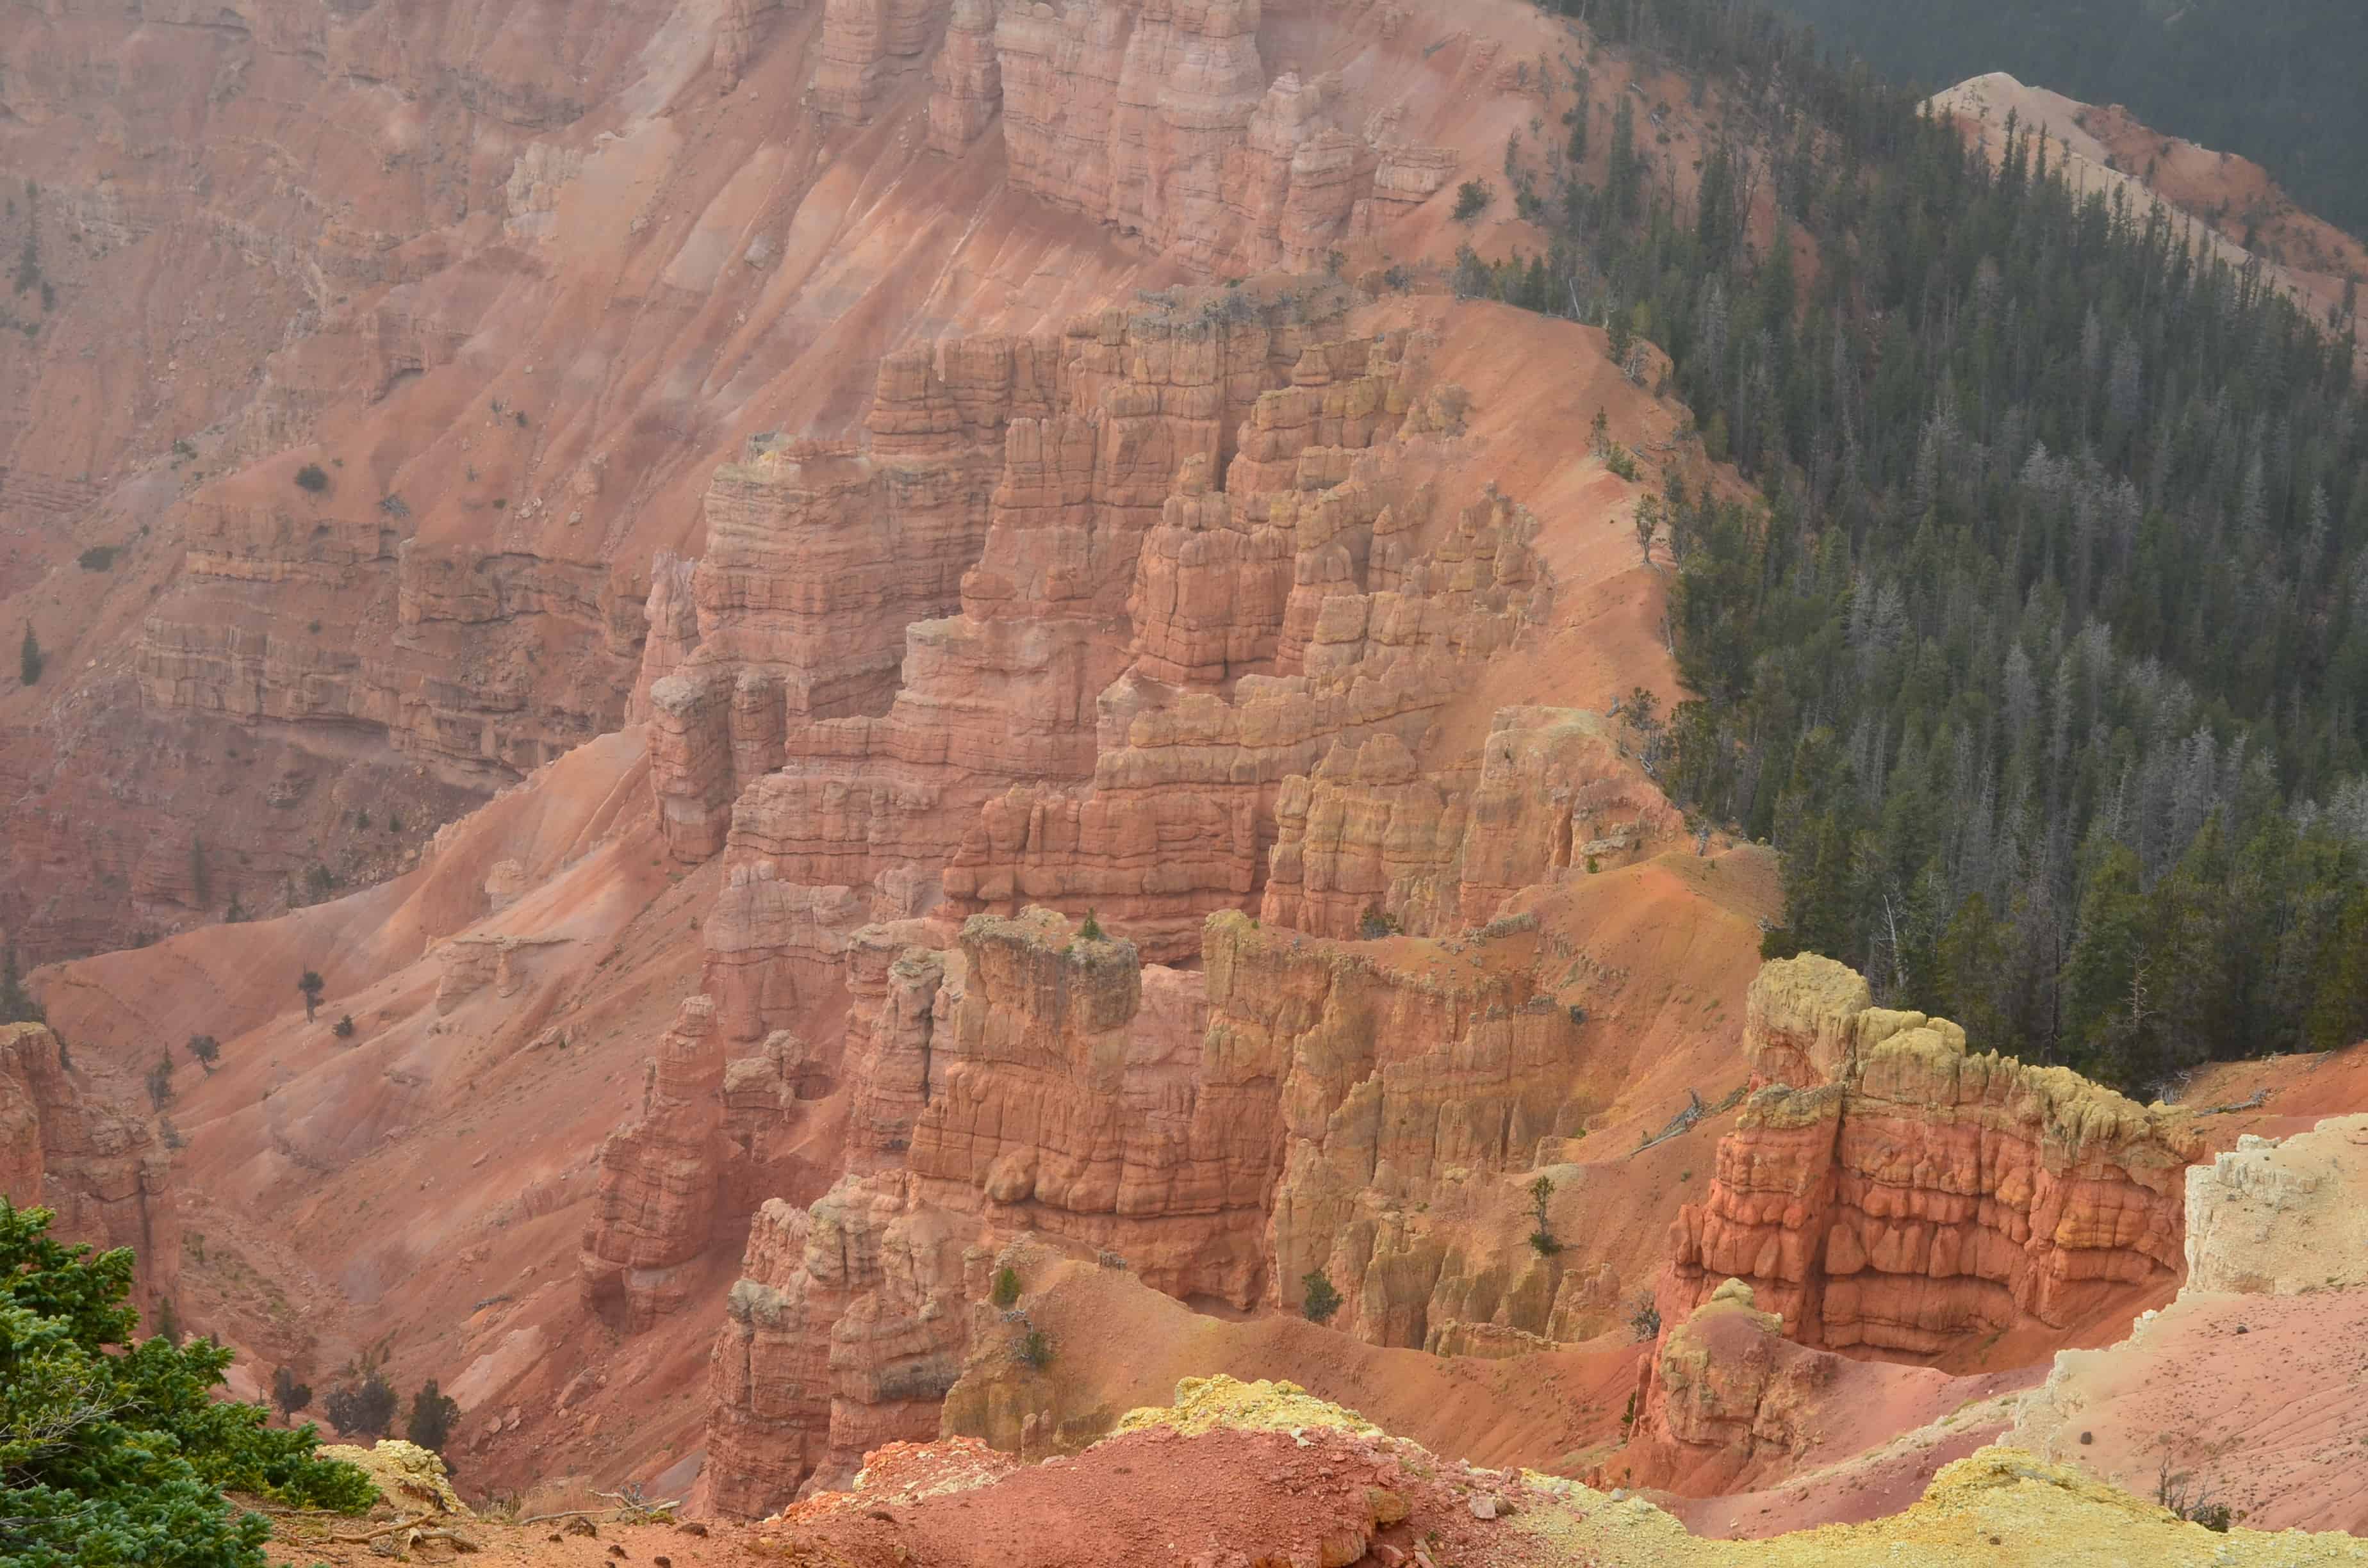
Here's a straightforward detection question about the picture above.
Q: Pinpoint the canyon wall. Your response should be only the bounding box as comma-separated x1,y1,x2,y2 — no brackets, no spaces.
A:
0,1022,180,1317
1655,956,2200,1356
3,0,1526,957
696,894,1633,1512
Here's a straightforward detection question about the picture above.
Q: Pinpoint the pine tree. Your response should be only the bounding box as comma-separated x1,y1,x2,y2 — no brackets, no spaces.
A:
403,1381,461,1455
19,621,41,686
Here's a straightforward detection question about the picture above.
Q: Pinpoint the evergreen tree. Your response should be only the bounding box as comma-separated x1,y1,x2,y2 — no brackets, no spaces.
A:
0,1200,374,1567
403,1381,460,1455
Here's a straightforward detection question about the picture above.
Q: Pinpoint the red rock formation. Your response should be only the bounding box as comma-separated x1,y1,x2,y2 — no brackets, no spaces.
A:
1658,956,2201,1357
1625,1278,1834,1495
0,1023,179,1318
703,1172,976,1513
582,993,843,1331
947,463,1549,963
992,1,1458,274
1263,707,1678,940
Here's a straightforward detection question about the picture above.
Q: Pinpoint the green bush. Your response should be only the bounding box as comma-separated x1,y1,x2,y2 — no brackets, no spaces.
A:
0,1200,375,1567
990,1265,1021,1309
293,464,329,494
323,1372,396,1440
1300,1268,1343,1325
76,546,114,571
404,1380,459,1455
1013,1328,1054,1370
1452,180,1492,222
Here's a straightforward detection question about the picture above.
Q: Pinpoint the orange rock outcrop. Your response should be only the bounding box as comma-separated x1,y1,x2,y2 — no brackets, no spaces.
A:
1657,956,2201,1355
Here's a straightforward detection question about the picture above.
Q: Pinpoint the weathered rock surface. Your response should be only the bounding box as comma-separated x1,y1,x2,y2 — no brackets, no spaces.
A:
2006,1114,2368,1534
1659,956,2201,1356
581,992,846,1331
1264,706,1677,940
2181,1115,2368,1296
739,1373,2368,1567
0,1022,179,1317
703,1173,976,1514
4,0,1516,958
1625,1278,1834,1495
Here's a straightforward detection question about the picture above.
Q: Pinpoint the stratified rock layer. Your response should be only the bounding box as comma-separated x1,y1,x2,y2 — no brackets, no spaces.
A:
1659,956,2201,1355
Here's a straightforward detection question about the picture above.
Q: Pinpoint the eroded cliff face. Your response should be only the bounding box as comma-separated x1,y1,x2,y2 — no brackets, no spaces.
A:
1656,956,2201,1358
697,891,1662,1510
3,0,1549,958
2004,1113,2368,1534
0,1022,180,1316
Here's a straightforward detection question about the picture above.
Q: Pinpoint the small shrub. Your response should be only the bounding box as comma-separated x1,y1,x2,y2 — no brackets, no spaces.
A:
1453,180,1492,223
1358,904,1400,940
297,970,324,1021
1013,1328,1055,1370
293,463,329,494
21,622,42,686
272,1366,314,1421
187,1034,220,1074
1628,1294,1662,1342
332,1015,355,1040
1079,909,1103,942
404,1380,460,1454
1528,1229,1563,1256
1301,1268,1343,1325
990,1264,1022,1308
324,1371,398,1439
78,544,115,571
1604,443,1641,482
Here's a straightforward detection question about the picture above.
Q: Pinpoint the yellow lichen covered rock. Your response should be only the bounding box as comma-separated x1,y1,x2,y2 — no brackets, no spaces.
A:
1514,1444,2368,1565
317,1440,470,1518
1112,1375,1381,1439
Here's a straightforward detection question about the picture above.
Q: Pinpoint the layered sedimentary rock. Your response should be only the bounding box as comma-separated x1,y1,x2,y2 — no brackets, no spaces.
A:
644,352,1024,861
703,1172,977,1514
581,997,732,1331
2005,1114,2368,1533
1263,707,1679,940
717,297,1357,934
989,1,1455,273
811,0,947,125
0,1023,179,1316
1627,1278,1832,1494
941,342,1545,961
1657,956,2201,1356
702,901,1609,1507
580,995,841,1330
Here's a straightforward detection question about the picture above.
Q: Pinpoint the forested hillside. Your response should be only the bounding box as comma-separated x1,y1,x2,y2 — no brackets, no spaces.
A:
1762,0,2368,243
1498,0,2368,1094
